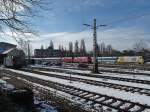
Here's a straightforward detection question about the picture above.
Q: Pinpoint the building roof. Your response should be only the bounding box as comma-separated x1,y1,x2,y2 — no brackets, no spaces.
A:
0,42,16,47
0,49,5,54
2,48,16,55
0,42,17,55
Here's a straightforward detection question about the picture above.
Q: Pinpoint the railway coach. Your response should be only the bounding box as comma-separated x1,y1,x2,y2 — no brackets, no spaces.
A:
61,57,73,63
29,57,62,66
97,57,117,64
117,56,144,64
74,57,91,63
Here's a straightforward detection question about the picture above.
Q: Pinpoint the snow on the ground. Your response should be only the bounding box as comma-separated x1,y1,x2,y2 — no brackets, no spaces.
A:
38,70,150,90
99,67,150,74
0,76,59,112
0,79,7,84
31,65,150,81
31,65,91,74
6,68,150,106
0,78,15,90
34,98,58,112
17,77,103,112
32,65,150,75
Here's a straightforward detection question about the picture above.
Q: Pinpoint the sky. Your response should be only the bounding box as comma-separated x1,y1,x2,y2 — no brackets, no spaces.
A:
1,0,150,51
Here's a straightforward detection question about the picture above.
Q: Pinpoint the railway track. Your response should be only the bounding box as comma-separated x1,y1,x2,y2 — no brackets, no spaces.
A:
2,68,150,112
31,67,150,85
32,64,150,77
22,68,150,96
60,63,150,76
98,64,150,71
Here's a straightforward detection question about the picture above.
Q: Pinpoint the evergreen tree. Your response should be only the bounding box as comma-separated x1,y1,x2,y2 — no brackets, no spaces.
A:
50,40,54,50
59,45,61,50
41,45,44,49
80,39,86,56
69,42,73,52
74,40,79,53
61,46,64,51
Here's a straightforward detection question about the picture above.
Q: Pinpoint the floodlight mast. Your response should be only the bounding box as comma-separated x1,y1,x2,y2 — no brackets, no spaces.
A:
83,18,107,73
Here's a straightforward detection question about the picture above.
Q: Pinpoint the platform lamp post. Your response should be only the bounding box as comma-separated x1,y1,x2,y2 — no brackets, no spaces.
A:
83,18,107,73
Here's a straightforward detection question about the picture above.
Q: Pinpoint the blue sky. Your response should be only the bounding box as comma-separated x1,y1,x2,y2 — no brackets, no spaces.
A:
1,0,150,51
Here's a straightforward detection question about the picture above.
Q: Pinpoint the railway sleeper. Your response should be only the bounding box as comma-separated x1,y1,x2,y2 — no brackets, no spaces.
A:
103,99,114,104
116,101,125,108
83,96,126,112
78,92,89,97
106,99,117,105
98,97,110,103
68,89,79,94
141,90,150,94
95,97,106,102
124,103,135,111
84,94,95,98
89,95,100,100
141,92,150,96
129,105,145,112
64,88,74,93
110,85,122,90
73,90,83,95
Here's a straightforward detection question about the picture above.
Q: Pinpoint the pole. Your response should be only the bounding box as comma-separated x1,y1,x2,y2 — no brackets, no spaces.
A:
93,18,99,73
83,18,107,73
27,41,30,65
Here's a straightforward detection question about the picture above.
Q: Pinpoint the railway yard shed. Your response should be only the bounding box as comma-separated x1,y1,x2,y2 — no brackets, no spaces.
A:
0,42,25,66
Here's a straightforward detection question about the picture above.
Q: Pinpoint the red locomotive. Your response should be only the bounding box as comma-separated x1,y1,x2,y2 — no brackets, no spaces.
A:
62,57,91,63
62,57,73,63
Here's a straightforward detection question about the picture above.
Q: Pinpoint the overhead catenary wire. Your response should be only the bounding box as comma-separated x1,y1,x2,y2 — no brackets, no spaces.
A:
106,12,150,25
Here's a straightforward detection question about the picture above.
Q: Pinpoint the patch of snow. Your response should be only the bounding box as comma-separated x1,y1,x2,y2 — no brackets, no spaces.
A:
32,66,150,82
1,77,11,80
0,78,15,90
6,68,150,106
39,71,150,90
0,79,7,84
17,77,101,111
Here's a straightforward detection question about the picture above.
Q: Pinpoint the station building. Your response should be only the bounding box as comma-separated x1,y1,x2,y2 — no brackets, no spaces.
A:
34,46,61,58
0,42,25,65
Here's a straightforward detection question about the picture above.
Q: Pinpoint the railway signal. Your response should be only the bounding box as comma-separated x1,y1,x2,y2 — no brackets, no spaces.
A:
84,18,107,73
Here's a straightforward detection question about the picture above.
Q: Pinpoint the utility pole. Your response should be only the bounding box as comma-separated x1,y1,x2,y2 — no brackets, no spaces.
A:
84,18,107,73
93,19,98,73
27,40,30,65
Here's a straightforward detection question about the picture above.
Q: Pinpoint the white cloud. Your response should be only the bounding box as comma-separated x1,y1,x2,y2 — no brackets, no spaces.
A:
29,27,150,51
1,27,150,52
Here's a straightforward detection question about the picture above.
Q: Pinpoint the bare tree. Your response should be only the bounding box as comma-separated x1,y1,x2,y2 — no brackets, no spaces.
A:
99,42,105,55
0,0,51,37
18,38,28,55
106,44,113,55
133,40,148,52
